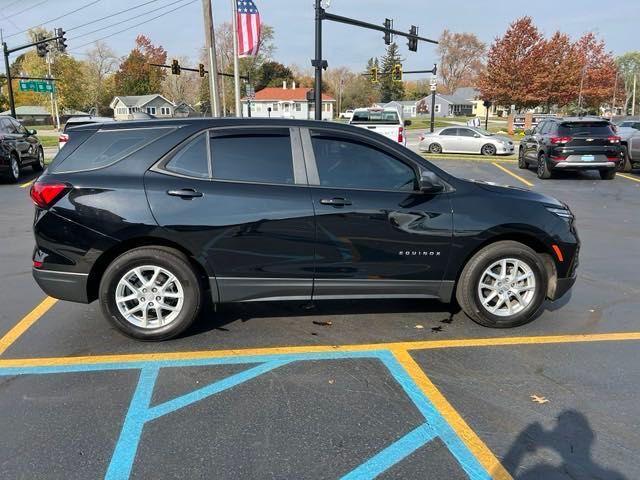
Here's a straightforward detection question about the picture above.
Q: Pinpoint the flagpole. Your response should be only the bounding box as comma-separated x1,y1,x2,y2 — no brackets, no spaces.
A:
231,0,242,117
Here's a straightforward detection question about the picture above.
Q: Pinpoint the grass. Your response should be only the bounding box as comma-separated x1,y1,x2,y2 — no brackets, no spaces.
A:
38,136,59,148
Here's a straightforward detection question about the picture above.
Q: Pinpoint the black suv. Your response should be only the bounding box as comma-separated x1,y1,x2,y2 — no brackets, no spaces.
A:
519,117,622,179
0,116,45,182
31,119,579,340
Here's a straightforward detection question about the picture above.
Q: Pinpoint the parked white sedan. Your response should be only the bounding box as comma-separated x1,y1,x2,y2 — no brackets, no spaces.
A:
419,126,514,156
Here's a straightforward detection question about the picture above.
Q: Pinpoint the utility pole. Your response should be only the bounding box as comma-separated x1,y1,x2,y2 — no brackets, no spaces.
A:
201,0,220,117
46,51,60,129
313,0,323,120
231,0,242,117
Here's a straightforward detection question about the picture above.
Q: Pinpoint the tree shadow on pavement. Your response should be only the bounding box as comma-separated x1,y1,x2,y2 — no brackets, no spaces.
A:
497,410,627,479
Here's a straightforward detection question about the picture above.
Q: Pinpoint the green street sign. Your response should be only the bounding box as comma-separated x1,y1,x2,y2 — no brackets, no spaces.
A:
18,79,54,93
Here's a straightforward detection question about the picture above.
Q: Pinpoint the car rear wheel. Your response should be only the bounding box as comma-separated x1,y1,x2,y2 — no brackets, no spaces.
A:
617,146,632,173
481,144,497,156
99,247,202,341
456,241,547,328
32,147,44,172
517,148,527,169
429,143,442,154
537,153,552,179
599,169,615,180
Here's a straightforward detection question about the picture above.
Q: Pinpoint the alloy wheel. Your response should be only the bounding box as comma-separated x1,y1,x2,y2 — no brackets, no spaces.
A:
115,265,184,329
477,258,536,317
38,149,44,168
482,144,496,156
10,156,19,180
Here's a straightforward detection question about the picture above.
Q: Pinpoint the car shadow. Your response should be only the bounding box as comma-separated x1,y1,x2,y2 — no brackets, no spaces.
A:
496,409,627,479
0,169,40,186
186,298,456,337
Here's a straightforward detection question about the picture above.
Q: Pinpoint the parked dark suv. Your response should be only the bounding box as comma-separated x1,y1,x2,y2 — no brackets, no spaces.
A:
0,116,45,182
519,117,622,179
31,118,579,340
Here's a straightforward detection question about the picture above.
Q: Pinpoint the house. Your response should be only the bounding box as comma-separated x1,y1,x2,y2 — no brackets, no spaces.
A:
109,94,176,121
415,88,475,117
376,101,418,118
0,106,90,125
241,81,335,120
173,101,199,118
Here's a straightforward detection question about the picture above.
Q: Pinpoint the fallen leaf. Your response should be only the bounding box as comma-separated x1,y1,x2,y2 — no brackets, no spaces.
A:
415,324,424,329
328,379,335,384
312,320,332,327
531,394,549,404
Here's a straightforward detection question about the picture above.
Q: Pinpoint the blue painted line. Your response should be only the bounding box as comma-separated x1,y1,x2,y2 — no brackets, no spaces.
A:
340,423,436,480
105,367,159,480
378,352,491,480
146,360,289,421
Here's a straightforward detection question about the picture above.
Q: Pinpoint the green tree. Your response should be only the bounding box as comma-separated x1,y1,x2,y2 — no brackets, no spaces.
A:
379,43,404,103
255,61,294,90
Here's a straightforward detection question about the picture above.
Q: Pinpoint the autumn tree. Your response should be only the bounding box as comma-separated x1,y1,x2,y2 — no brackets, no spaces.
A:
438,30,486,94
478,17,544,110
114,35,167,95
380,43,404,102
616,52,640,114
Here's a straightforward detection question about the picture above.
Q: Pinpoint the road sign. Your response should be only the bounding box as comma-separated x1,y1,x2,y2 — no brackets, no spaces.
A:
18,80,54,93
429,76,437,87
430,84,437,91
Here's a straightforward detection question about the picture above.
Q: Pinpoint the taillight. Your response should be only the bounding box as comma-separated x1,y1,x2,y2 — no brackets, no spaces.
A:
550,155,567,161
550,136,572,144
58,133,69,145
398,126,404,144
607,135,621,143
29,181,69,209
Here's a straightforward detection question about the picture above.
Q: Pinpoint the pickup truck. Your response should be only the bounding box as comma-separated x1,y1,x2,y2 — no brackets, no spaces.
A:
349,107,410,145
618,127,640,172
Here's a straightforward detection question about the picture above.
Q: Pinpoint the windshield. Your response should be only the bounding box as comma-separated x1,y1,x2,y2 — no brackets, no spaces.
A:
558,122,615,136
351,110,400,125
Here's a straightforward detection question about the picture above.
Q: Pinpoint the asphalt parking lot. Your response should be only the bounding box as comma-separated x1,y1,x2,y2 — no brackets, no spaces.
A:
1,153,640,479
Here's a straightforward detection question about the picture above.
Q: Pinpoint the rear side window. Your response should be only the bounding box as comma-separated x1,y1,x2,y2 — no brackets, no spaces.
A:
558,122,614,136
210,130,294,184
54,127,172,173
164,134,209,178
351,110,400,124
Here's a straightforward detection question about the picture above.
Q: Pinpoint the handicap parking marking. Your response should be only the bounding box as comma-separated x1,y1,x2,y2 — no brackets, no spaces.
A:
617,173,640,184
0,296,57,356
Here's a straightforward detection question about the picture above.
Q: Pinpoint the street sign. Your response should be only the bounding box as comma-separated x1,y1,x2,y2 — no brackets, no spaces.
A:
430,84,436,91
245,84,255,100
18,79,54,93
429,76,437,87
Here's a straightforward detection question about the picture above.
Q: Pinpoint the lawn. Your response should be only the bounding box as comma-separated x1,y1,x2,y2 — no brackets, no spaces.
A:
38,136,59,148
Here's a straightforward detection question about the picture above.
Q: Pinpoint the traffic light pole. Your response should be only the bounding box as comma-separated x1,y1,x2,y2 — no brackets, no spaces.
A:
313,0,323,120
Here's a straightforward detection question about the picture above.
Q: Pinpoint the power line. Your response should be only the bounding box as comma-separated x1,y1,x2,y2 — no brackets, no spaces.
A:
3,0,24,13
3,0,48,20
69,0,190,41
66,0,166,32
5,0,102,39
69,0,197,51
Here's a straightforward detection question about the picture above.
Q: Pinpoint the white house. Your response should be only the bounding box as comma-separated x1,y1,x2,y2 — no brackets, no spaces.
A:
242,81,335,120
376,101,418,118
110,94,176,121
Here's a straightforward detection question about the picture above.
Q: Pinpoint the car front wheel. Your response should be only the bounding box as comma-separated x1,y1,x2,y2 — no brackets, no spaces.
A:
481,144,497,156
429,143,442,154
537,153,552,179
518,148,527,169
456,241,548,328
6,153,20,183
99,247,202,341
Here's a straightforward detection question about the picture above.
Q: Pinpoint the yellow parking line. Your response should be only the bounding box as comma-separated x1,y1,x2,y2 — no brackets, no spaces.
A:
19,179,35,188
422,155,517,164
391,348,512,480
0,296,57,356
618,173,640,184
2,331,640,369
491,162,534,187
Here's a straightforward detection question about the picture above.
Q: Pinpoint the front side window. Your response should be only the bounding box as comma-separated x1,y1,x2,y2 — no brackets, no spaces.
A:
458,128,476,137
164,134,209,178
440,128,457,136
2,118,17,133
210,130,294,184
311,134,416,191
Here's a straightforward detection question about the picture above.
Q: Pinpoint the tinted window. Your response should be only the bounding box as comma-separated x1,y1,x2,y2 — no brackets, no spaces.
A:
2,118,17,133
351,110,400,125
558,122,614,136
440,128,457,136
12,119,27,134
164,134,209,178
458,128,476,137
210,130,294,184
54,127,171,173
311,135,416,191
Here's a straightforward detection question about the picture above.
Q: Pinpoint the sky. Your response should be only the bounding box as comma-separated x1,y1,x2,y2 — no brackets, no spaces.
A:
1,0,638,78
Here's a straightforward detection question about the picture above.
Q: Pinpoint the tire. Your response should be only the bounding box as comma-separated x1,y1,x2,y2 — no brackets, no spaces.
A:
99,247,202,341
32,147,44,172
429,143,442,154
517,148,527,169
599,169,615,180
456,241,548,328
481,143,497,156
617,146,632,173
536,153,552,179
6,153,20,183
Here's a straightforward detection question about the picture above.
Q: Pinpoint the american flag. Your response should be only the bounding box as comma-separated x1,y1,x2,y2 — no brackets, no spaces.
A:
236,0,261,57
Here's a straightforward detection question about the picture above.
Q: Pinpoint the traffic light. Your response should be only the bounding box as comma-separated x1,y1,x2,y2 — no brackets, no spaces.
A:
383,18,392,45
392,64,402,82
408,25,418,52
55,28,67,53
198,63,206,77
370,66,378,83
171,59,181,75
36,34,48,58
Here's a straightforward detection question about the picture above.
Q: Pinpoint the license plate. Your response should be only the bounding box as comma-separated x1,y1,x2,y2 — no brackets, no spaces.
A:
581,155,595,161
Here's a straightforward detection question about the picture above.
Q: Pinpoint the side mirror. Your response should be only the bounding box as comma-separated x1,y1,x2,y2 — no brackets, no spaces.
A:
404,119,412,126
419,171,444,193
524,128,533,135
28,129,37,135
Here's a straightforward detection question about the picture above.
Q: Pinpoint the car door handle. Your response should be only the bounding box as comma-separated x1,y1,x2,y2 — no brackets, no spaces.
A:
320,197,351,206
167,188,203,199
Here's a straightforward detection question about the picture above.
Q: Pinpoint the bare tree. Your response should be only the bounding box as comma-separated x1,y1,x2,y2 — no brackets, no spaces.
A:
438,30,486,95
161,55,200,106
85,41,119,114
